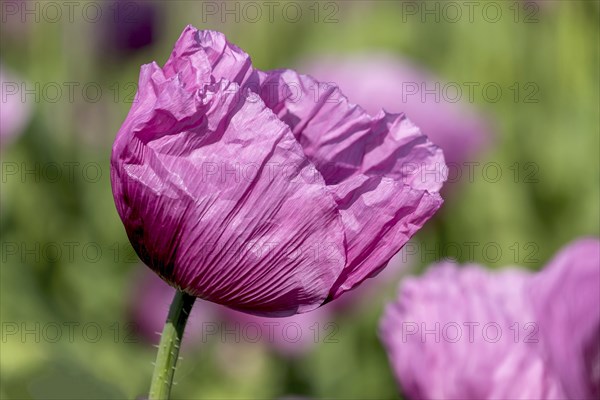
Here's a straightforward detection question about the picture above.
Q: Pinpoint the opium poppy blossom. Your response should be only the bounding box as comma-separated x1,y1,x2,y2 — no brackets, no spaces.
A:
111,26,445,318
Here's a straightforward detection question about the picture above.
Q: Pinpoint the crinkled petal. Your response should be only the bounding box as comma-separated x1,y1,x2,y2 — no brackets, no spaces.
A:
529,238,600,400
257,69,445,299
326,178,442,298
111,69,346,316
163,27,256,92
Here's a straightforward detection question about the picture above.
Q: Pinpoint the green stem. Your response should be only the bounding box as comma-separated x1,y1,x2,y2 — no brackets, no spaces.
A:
149,289,196,400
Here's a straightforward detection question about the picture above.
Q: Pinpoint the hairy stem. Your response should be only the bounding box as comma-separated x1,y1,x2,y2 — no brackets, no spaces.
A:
149,289,195,400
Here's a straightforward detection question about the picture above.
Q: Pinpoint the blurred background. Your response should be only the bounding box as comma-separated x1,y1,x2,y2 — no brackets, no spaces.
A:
1,1,598,399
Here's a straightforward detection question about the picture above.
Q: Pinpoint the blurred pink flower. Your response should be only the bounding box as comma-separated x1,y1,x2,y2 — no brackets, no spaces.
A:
220,305,333,357
111,26,445,317
0,65,31,147
529,239,600,400
129,266,215,347
301,54,492,168
380,238,600,399
380,263,563,399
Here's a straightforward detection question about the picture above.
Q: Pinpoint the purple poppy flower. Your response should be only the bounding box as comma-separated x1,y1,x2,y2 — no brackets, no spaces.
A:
111,26,445,317
380,238,600,399
129,266,215,346
301,54,492,168
529,239,600,400
0,65,31,147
